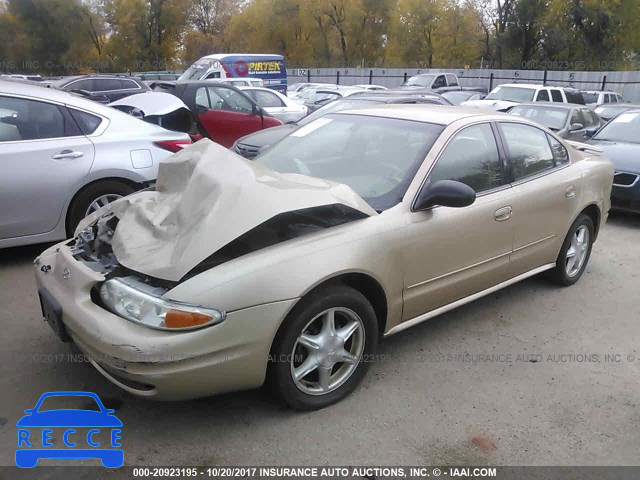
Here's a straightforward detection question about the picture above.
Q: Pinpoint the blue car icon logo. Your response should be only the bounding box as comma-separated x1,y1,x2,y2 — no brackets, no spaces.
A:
15,391,123,468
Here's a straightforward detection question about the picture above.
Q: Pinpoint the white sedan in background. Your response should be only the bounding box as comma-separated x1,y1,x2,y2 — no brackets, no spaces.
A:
0,80,191,249
239,86,308,124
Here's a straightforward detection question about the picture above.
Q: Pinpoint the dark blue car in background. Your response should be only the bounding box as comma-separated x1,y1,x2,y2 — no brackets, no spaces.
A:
15,391,123,468
589,109,640,214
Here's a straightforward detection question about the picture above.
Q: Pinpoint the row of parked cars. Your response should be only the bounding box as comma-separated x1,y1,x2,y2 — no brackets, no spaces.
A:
1,73,638,411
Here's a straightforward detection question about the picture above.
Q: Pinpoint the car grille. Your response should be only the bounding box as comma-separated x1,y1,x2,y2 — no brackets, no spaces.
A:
613,171,639,187
234,143,260,159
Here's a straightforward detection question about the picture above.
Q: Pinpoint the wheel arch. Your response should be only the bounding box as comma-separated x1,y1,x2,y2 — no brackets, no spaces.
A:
580,203,601,241
297,272,389,335
64,176,141,236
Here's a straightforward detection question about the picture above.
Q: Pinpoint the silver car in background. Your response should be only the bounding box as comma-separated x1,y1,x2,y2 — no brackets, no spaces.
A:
0,80,191,249
238,86,308,124
509,103,602,140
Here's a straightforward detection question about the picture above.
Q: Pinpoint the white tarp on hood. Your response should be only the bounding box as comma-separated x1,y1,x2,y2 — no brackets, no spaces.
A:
77,139,377,281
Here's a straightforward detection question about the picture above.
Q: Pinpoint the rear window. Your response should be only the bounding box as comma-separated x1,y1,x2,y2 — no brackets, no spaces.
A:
565,90,585,104
582,93,598,103
69,109,102,135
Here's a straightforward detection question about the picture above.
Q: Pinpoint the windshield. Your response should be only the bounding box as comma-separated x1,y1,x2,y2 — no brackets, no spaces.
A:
298,99,382,126
582,93,598,103
486,86,535,102
403,75,435,87
255,113,444,211
593,111,640,143
180,65,208,81
510,106,569,131
594,105,630,119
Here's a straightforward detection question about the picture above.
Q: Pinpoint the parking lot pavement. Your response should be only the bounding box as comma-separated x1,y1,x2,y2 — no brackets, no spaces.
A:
1,213,639,470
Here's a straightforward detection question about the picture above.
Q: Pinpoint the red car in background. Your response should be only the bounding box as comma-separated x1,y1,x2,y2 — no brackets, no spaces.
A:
152,81,283,147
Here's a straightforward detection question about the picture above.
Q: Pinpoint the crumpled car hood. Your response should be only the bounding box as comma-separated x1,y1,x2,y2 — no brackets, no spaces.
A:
76,139,377,282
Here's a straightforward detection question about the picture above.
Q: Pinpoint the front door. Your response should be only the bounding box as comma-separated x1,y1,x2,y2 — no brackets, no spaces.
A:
402,122,515,320
194,85,263,147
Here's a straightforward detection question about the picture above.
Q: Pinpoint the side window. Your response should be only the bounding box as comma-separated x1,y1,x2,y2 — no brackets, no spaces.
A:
446,74,459,86
0,96,66,141
501,123,556,180
209,87,254,114
66,79,94,91
580,109,594,127
195,87,210,108
536,90,550,102
547,134,569,165
121,79,140,89
253,90,285,108
205,71,221,79
550,89,563,102
69,108,102,135
570,109,583,127
603,94,610,104
428,123,503,193
94,79,123,91
433,75,446,88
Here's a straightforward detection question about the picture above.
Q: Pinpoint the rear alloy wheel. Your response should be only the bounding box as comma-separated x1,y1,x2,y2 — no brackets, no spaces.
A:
270,286,378,410
66,180,135,236
551,213,594,286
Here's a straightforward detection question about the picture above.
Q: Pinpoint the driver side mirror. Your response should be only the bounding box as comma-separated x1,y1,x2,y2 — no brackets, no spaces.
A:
413,180,476,211
570,122,584,131
252,104,263,116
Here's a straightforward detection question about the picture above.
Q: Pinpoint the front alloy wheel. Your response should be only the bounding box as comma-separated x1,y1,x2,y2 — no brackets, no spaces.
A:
270,285,378,410
291,307,365,395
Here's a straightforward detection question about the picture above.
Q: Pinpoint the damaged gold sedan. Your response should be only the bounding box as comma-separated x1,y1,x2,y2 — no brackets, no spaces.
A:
34,106,613,410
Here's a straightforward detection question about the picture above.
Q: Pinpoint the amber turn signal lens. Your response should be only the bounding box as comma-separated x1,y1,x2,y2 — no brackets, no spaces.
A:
165,309,213,329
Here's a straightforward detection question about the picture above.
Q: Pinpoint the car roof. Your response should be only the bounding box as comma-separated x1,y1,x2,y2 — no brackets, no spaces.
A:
511,102,583,110
496,83,546,90
0,79,137,116
336,104,490,125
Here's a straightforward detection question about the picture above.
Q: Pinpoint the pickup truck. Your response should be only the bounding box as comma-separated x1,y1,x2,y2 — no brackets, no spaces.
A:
461,83,586,112
400,73,487,94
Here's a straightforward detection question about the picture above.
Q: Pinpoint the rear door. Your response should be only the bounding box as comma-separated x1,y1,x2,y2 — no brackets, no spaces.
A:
497,121,579,276
0,95,95,239
192,85,263,147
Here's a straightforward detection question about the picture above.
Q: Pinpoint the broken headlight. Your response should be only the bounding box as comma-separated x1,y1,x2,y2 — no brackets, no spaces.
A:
99,277,225,331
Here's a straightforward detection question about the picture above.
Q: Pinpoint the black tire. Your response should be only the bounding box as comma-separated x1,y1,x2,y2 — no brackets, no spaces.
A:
550,213,594,286
269,285,378,410
66,180,135,236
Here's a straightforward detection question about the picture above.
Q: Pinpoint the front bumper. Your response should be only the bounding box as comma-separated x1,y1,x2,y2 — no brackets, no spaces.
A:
34,242,296,400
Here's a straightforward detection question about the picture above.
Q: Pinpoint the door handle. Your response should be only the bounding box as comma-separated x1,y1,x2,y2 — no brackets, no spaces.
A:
494,206,512,222
565,185,576,198
52,150,84,160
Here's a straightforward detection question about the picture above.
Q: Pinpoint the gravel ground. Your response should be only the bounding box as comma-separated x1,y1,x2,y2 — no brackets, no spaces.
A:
1,213,639,477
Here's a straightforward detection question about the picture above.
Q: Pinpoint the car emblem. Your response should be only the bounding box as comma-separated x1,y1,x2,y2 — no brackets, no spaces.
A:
62,268,71,280
40,265,51,273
